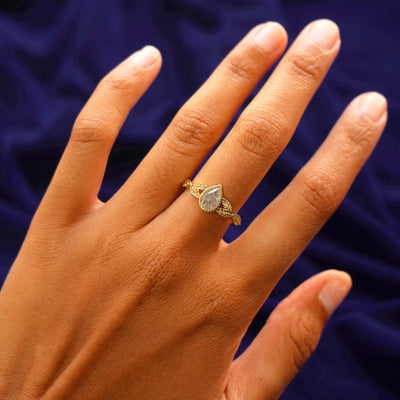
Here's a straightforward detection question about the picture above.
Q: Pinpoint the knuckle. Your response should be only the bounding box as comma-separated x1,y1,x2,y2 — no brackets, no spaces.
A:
298,171,340,218
136,227,200,295
197,268,247,331
224,379,247,400
224,54,258,82
71,116,114,146
168,107,214,156
144,243,187,292
288,315,320,372
99,73,132,95
235,111,287,159
344,116,378,151
199,283,238,328
285,48,328,80
200,282,229,318
104,228,131,257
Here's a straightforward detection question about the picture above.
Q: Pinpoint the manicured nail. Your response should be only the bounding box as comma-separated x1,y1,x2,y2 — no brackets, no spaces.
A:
307,19,339,49
131,45,159,69
319,271,352,316
254,22,285,53
358,92,387,122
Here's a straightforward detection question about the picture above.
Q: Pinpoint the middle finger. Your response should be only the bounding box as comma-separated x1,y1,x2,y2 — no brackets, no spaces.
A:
171,19,340,238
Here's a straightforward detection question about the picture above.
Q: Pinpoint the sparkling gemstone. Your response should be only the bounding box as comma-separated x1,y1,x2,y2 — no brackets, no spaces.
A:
199,185,222,212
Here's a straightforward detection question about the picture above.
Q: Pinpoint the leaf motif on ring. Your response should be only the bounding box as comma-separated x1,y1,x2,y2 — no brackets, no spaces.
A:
190,183,207,198
232,214,241,226
216,197,233,218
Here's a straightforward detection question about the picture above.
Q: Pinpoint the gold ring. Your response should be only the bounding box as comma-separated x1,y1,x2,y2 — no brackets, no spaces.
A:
182,179,241,226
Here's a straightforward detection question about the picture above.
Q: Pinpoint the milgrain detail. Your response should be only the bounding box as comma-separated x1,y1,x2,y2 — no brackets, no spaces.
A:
183,180,241,226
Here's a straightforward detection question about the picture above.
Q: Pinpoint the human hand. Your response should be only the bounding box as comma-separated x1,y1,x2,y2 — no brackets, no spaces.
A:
0,19,387,400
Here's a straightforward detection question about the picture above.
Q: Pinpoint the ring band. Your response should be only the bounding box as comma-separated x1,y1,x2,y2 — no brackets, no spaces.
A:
182,179,241,226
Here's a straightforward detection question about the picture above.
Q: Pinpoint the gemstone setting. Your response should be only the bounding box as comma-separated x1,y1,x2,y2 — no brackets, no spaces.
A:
183,179,241,225
198,185,223,212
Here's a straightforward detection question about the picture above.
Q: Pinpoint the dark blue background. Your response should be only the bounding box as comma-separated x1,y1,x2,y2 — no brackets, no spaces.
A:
0,1,399,399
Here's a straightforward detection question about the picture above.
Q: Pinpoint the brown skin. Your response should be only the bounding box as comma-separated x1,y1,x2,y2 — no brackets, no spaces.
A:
0,19,386,399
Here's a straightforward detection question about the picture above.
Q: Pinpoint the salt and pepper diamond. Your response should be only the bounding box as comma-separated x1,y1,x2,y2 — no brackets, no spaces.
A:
183,179,241,225
198,185,223,212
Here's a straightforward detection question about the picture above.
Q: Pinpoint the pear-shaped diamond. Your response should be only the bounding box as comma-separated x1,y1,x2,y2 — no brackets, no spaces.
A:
199,185,223,212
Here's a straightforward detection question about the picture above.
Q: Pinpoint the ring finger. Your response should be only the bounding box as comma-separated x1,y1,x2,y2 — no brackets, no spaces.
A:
170,19,340,239
107,21,287,229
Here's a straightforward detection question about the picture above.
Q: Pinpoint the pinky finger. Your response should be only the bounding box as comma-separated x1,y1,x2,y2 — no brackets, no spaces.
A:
224,270,352,400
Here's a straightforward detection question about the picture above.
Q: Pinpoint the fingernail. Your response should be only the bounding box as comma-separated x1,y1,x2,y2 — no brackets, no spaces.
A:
254,22,285,53
307,19,339,49
131,45,159,69
319,272,352,316
358,92,387,122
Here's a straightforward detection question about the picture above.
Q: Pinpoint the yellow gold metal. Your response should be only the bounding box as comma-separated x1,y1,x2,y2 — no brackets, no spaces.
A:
182,179,241,226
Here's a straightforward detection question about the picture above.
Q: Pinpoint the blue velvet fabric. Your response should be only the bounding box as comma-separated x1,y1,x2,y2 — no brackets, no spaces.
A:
0,1,399,399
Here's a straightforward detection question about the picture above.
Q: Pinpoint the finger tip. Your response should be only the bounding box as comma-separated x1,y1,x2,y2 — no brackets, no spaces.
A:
322,269,352,288
269,21,288,47
305,18,341,44
253,21,288,54
354,91,388,124
309,18,340,33
319,269,352,316
147,45,163,66
151,45,163,58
